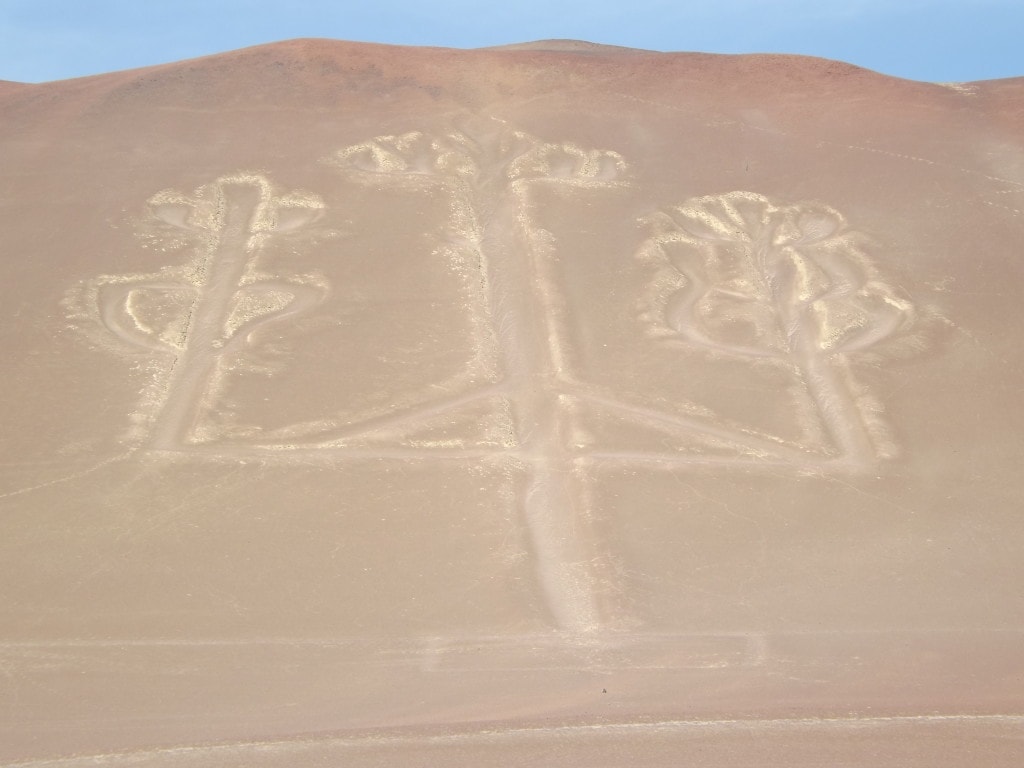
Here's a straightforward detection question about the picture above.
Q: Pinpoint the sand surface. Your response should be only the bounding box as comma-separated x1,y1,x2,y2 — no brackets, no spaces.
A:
1,38,1023,765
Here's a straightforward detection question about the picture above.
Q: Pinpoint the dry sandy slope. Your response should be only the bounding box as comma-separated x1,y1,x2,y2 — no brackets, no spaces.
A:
1,38,1022,766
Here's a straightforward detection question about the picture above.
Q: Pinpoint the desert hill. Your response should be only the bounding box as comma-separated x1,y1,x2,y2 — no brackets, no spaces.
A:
1,38,1022,767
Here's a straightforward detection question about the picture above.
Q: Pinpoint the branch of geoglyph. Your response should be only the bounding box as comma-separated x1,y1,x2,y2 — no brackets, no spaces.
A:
107,178,326,356
641,193,915,365
782,240,917,358
96,281,196,354
641,233,786,360
326,131,477,179
505,139,628,184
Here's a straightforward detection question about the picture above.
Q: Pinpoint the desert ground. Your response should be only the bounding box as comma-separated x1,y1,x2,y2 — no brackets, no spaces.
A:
0,39,1022,765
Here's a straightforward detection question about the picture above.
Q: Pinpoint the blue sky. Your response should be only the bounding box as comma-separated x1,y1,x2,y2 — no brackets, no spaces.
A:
1,0,1020,84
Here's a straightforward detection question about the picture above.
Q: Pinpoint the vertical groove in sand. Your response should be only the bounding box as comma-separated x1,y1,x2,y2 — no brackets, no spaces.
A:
149,184,263,450
459,171,601,634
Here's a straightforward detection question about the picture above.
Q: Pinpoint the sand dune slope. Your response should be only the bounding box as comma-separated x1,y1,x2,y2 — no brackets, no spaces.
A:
1,39,1023,766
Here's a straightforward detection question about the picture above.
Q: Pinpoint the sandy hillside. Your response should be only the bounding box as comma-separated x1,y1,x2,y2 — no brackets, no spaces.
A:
1,39,1022,766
